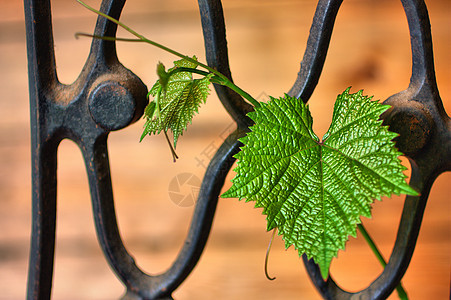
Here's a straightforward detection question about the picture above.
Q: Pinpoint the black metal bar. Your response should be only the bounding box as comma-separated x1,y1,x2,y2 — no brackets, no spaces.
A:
25,0,59,297
198,0,254,129
288,0,343,103
302,0,451,299
150,130,244,298
24,0,149,298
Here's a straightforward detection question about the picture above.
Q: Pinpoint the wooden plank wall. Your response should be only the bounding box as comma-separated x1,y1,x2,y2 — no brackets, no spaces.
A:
0,0,449,299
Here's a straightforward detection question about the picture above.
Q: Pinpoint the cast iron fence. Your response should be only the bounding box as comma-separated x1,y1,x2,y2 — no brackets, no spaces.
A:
24,0,450,299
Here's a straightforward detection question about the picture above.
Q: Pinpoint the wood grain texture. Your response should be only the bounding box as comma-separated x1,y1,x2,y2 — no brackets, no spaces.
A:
0,0,449,299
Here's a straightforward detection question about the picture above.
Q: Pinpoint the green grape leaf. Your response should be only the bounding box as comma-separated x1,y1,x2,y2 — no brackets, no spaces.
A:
141,56,212,147
222,88,418,279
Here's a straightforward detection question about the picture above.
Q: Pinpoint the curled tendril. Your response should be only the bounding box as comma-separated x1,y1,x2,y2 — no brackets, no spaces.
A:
265,228,277,281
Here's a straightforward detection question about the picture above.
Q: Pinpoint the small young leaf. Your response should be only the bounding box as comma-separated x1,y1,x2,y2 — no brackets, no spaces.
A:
156,62,169,91
142,56,212,147
222,88,418,279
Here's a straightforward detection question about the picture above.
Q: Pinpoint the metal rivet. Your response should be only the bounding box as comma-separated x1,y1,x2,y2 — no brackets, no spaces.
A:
88,81,136,131
387,106,433,157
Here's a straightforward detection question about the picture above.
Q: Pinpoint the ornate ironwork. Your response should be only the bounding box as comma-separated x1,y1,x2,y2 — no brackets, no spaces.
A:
24,0,450,299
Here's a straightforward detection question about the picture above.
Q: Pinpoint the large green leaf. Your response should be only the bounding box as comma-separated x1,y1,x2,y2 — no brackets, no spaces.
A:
141,57,212,147
222,88,418,279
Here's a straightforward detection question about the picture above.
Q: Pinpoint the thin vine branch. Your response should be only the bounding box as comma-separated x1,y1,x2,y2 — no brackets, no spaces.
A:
75,0,260,108
357,224,408,300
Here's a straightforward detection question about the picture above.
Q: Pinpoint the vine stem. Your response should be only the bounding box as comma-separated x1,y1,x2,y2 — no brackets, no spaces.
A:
163,130,179,162
75,0,260,108
76,1,212,72
167,67,261,107
357,224,408,300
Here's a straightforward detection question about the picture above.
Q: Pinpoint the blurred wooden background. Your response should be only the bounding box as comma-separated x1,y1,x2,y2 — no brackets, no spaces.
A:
0,0,449,299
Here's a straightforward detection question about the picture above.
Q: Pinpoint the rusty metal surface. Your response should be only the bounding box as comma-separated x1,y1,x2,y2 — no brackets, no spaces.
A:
23,0,449,299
